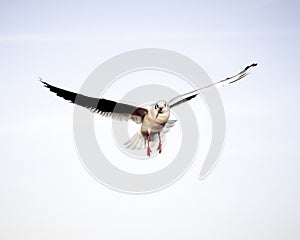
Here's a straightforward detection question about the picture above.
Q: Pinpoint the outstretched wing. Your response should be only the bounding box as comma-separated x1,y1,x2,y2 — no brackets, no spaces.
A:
168,63,257,108
41,80,148,123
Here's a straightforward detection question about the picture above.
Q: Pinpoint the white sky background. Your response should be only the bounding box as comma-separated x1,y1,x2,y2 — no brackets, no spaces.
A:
0,0,299,239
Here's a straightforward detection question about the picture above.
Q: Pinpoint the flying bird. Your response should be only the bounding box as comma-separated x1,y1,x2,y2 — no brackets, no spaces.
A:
41,63,257,156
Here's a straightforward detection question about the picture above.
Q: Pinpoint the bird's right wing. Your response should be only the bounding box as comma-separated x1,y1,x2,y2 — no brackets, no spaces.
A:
41,80,148,123
168,63,257,108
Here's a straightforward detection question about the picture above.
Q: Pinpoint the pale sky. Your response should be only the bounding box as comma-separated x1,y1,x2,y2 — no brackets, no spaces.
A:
0,0,299,239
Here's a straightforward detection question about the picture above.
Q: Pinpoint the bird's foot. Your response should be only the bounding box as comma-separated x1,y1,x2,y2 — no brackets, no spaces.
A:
157,142,162,154
157,132,162,154
147,146,152,157
147,135,151,157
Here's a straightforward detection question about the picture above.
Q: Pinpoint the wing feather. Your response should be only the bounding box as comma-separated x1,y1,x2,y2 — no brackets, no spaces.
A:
41,80,148,122
168,63,257,108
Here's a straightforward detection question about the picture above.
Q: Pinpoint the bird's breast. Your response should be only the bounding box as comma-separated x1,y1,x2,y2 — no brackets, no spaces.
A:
141,111,169,134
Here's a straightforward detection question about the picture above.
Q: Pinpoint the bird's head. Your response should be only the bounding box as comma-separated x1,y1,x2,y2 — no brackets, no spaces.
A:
154,100,169,119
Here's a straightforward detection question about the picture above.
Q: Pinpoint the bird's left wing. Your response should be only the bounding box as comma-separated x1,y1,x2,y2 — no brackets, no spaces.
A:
41,80,148,123
168,63,257,108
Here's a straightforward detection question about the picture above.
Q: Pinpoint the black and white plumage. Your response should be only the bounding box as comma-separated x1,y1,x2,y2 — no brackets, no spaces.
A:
41,63,257,156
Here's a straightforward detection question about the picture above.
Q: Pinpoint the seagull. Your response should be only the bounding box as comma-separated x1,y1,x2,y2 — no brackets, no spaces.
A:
41,63,257,156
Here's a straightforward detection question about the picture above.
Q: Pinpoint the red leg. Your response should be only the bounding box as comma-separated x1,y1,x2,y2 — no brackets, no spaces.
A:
147,135,151,157
157,132,162,153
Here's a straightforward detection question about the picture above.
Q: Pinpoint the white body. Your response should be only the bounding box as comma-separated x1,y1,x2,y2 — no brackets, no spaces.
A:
141,104,170,135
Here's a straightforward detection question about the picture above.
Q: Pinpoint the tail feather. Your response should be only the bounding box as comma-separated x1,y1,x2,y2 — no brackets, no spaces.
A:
124,131,146,150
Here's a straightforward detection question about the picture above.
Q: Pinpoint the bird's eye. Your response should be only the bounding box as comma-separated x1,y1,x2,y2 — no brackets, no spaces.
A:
155,104,158,109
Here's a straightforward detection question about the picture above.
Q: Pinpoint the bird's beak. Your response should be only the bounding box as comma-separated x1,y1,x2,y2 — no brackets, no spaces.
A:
156,107,163,118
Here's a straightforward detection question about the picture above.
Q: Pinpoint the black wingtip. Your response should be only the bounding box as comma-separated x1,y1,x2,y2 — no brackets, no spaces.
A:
39,78,50,88
39,77,44,84
244,62,258,70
